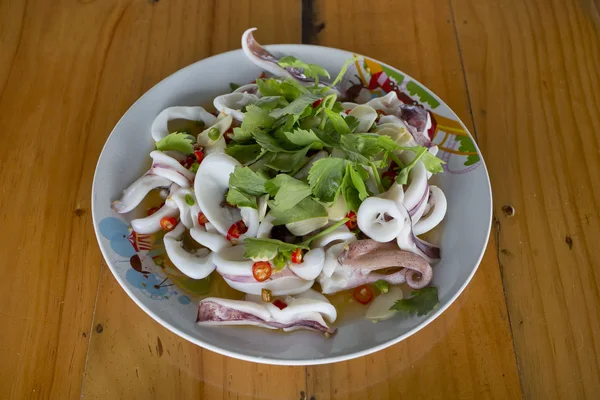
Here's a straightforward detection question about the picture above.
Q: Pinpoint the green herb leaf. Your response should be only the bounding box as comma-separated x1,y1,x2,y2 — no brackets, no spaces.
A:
230,82,241,92
340,134,386,163
323,109,351,135
231,127,253,142
155,132,194,154
263,145,311,173
264,174,312,210
284,128,322,147
251,130,289,153
389,286,439,317
241,105,276,133
421,151,445,174
342,183,361,212
269,197,327,225
345,115,360,132
256,78,306,101
395,147,427,185
229,166,268,196
329,58,354,88
243,237,308,261
254,96,288,112
226,188,257,209
346,163,369,201
308,158,347,203
225,144,264,165
313,127,340,147
189,162,200,173
277,56,331,81
270,93,320,119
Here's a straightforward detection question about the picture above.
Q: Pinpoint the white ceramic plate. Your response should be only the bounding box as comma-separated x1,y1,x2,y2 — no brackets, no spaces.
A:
92,44,492,365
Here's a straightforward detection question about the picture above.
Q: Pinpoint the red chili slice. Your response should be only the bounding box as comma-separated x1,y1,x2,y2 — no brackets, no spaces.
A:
160,216,177,232
147,206,161,216
197,212,208,226
194,150,204,163
312,98,324,108
226,220,248,241
291,248,303,264
273,299,288,310
353,285,374,304
345,211,358,230
252,261,272,282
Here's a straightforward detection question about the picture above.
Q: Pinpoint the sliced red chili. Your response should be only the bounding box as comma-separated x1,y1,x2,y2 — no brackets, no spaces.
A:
353,285,374,304
197,212,208,226
273,299,288,310
226,220,248,241
147,206,161,216
236,220,248,234
291,248,303,264
194,150,204,163
345,211,358,230
312,98,324,108
180,155,195,169
252,261,272,282
160,216,177,232
344,109,352,114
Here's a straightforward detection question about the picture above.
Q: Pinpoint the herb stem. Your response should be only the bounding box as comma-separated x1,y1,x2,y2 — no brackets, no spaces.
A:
300,218,349,247
387,152,406,169
370,162,385,193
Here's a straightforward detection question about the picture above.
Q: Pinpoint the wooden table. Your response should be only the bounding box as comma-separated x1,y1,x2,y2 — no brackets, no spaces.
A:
1,0,599,398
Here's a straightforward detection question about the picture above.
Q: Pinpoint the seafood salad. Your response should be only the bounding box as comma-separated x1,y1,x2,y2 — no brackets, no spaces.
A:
111,28,447,336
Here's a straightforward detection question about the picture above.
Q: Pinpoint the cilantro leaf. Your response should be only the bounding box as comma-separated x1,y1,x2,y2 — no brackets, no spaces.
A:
269,197,327,225
395,147,435,185
241,105,276,133
230,82,240,92
263,145,310,172
264,174,312,211
308,158,347,203
278,56,330,81
225,144,263,165
329,58,354,88
254,96,288,111
270,93,320,119
226,188,257,209
340,134,383,163
389,286,439,317
229,166,268,196
421,151,445,174
323,109,351,135
231,127,253,142
346,163,369,201
342,178,362,212
345,115,360,133
284,128,322,147
251,130,289,152
243,237,308,261
155,132,194,154
256,78,306,102
313,127,340,147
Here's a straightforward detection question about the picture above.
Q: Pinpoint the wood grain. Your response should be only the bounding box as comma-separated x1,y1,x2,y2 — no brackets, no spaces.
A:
0,0,130,397
2,0,598,398
78,1,306,399
452,0,600,398
304,1,522,398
